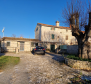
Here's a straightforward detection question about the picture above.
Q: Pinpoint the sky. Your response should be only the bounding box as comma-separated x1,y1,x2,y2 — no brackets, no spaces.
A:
0,0,90,39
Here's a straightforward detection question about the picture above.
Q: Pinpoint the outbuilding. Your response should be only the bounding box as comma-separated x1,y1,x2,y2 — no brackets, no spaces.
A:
1,37,41,53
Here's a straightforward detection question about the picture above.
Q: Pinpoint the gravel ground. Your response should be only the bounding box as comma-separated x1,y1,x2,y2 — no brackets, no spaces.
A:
0,52,91,84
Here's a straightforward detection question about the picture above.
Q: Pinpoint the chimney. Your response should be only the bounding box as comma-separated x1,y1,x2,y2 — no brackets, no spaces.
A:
56,21,59,27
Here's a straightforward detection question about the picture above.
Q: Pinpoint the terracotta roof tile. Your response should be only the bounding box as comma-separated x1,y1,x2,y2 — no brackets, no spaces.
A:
37,23,71,30
81,31,85,34
2,37,41,42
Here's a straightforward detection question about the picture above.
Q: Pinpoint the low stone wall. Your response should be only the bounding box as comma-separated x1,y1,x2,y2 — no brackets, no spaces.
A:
65,58,91,70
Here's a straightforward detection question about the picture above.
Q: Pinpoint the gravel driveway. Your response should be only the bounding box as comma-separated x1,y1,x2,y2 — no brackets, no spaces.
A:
0,52,91,84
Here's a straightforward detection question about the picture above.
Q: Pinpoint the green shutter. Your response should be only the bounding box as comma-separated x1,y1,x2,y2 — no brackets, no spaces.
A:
51,27,52,30
60,45,67,49
52,34,54,39
54,28,55,30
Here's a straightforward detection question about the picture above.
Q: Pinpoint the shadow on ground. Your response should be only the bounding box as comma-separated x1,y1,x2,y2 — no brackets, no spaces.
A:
0,53,5,57
46,52,65,63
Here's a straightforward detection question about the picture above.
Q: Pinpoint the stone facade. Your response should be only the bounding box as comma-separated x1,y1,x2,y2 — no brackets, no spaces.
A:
35,21,78,51
35,21,77,45
65,58,91,70
67,45,78,55
1,37,41,53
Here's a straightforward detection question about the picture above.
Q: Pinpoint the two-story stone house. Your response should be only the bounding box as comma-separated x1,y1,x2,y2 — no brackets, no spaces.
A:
35,21,77,51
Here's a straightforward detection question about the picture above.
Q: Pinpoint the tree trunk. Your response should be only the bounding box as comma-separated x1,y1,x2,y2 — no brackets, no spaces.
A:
81,44,88,59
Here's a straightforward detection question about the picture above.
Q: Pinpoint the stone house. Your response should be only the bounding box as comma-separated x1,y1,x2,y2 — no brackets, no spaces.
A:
1,37,41,53
35,21,78,51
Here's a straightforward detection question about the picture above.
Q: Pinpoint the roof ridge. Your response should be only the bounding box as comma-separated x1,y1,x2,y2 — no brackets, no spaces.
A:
37,23,70,28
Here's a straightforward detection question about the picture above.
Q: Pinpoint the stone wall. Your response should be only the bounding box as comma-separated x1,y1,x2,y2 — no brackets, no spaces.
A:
24,42,30,52
1,47,16,52
67,45,78,55
65,58,91,70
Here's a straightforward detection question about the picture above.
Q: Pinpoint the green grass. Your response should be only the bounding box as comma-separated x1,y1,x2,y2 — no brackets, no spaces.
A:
0,56,20,70
67,55,91,62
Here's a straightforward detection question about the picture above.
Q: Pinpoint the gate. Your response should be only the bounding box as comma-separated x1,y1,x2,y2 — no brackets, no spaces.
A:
20,42,24,51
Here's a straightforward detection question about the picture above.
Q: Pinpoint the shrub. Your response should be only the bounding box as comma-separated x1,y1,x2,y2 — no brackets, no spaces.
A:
67,55,91,62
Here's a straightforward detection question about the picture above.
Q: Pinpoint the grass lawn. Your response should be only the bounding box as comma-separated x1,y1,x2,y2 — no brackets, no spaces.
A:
0,56,20,70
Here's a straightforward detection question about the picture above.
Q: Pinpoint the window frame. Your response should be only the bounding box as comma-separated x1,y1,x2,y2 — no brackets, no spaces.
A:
51,27,55,30
51,34,55,39
7,41,10,46
66,29,68,32
31,42,36,47
36,27,38,31
66,35,68,40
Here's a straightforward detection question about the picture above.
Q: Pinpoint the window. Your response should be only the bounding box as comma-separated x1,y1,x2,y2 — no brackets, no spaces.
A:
66,29,68,32
36,27,38,31
66,36,68,40
7,42,10,46
52,34,55,39
31,42,36,47
51,27,55,30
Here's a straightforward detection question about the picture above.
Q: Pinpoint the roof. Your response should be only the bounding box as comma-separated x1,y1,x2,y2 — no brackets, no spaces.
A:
37,23,71,30
81,31,85,34
2,37,41,42
37,23,85,34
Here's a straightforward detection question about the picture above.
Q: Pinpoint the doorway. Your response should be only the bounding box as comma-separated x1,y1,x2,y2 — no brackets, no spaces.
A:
51,45,55,52
20,42,24,51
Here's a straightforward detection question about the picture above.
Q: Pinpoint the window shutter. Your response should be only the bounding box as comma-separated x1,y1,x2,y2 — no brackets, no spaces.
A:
52,34,54,39
54,28,55,30
51,27,52,30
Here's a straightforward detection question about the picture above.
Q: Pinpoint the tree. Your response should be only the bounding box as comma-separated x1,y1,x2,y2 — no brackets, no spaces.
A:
62,0,91,59
11,34,16,38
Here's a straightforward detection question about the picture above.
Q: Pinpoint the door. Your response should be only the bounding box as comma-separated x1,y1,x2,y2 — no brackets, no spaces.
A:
51,45,55,52
20,42,24,51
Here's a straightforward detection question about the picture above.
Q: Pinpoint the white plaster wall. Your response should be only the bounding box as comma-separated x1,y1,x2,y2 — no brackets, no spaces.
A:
35,24,41,40
24,41,30,51
1,41,17,47
1,40,17,52
41,26,76,45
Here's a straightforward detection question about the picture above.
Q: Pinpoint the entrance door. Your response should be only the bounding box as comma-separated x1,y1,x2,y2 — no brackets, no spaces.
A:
20,42,24,51
51,45,55,52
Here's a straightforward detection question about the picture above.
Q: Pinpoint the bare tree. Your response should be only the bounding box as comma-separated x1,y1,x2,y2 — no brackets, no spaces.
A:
42,30,66,49
61,0,88,30
11,34,16,38
62,0,91,59
41,31,51,48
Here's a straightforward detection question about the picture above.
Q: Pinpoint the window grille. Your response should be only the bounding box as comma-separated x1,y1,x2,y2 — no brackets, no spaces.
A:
7,42,10,46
